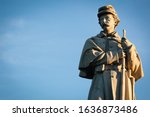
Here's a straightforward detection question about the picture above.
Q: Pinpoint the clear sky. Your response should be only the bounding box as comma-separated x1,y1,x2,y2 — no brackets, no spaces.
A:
0,0,149,100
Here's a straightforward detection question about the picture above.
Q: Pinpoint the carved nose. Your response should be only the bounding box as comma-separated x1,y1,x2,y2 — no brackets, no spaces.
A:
103,18,107,24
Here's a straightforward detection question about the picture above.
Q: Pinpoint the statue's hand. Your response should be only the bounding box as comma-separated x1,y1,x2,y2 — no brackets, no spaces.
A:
121,37,132,50
118,49,126,59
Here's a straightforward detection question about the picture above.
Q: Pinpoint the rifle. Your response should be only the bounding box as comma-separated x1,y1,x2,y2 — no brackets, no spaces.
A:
120,29,126,100
120,29,136,100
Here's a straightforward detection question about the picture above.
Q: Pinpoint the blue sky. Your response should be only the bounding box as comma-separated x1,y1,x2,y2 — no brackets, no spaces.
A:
0,0,149,100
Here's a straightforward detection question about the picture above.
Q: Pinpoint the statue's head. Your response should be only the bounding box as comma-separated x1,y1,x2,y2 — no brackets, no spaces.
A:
97,5,120,29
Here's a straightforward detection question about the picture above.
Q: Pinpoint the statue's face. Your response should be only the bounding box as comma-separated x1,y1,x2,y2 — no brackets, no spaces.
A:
99,14,115,31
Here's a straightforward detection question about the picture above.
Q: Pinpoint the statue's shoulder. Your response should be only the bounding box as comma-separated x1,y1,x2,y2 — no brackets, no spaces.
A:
86,34,104,43
83,34,105,49
88,34,105,45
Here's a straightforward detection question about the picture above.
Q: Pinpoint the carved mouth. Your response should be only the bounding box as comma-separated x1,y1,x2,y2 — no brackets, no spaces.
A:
102,23,110,28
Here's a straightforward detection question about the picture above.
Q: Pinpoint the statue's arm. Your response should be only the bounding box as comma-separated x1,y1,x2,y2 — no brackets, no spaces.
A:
126,45,141,72
121,38,141,72
79,39,124,68
87,40,124,66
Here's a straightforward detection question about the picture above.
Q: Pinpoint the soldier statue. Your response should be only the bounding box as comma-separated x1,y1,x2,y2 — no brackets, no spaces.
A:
78,5,144,100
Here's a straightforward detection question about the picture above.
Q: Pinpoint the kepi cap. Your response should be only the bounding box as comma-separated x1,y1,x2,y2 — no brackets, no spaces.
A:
97,5,120,27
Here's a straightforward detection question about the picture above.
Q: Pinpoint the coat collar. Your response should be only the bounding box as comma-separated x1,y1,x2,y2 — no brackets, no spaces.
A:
97,31,121,43
99,31,118,37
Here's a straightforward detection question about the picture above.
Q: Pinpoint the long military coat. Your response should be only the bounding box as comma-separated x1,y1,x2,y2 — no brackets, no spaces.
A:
78,31,144,100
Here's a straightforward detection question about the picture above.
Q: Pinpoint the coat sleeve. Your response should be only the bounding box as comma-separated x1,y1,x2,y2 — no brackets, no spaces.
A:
78,39,103,79
78,38,120,79
126,45,144,81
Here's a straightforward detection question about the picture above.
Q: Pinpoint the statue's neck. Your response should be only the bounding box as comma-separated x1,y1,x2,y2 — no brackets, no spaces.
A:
102,25,115,35
103,28,115,35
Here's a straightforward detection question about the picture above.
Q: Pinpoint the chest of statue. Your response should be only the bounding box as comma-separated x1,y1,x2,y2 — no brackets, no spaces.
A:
93,36,122,52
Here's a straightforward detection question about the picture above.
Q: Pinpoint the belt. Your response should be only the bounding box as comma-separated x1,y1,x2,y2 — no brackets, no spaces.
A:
95,64,122,73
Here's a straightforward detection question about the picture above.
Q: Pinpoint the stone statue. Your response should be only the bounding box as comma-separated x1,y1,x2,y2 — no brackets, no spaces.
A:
78,5,144,100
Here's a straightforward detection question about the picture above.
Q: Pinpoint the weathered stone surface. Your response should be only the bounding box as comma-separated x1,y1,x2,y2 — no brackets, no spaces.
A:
78,5,144,100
